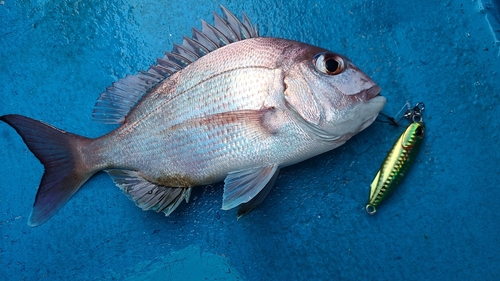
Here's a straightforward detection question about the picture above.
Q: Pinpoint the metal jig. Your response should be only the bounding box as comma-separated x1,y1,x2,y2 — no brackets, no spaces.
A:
366,103,425,215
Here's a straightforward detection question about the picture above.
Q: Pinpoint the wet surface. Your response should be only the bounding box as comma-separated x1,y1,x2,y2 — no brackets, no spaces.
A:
1,0,499,280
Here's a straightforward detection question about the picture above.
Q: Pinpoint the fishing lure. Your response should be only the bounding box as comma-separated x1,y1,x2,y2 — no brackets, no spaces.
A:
366,103,425,214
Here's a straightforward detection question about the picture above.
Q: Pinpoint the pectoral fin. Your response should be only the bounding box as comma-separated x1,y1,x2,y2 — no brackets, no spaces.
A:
107,169,191,216
222,165,279,211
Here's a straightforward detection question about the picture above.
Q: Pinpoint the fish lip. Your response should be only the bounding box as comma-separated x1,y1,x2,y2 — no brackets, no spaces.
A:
358,114,379,133
364,85,382,100
349,85,382,103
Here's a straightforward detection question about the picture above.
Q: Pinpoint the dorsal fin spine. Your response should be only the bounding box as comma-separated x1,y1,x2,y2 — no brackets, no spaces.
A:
92,6,259,124
181,36,210,57
148,65,174,77
191,28,218,51
220,5,249,40
172,43,200,62
242,12,257,38
201,19,231,47
213,12,238,42
156,58,183,71
164,52,192,67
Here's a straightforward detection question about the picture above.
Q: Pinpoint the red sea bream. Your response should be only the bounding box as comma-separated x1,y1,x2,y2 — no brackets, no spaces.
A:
1,6,386,226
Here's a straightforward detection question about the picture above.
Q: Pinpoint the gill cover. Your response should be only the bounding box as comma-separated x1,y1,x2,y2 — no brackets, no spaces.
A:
283,52,348,127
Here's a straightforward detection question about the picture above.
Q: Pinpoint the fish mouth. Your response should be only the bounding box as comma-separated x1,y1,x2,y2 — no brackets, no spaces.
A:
359,85,382,101
352,85,386,132
357,114,379,133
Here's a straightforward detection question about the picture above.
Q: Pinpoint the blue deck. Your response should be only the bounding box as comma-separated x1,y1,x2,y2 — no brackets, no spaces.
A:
1,0,499,280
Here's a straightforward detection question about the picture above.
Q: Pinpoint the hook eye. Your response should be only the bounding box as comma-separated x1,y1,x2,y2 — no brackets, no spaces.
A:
412,113,422,123
414,102,425,113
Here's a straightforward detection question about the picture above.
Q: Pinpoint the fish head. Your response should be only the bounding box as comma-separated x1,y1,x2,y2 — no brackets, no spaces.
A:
283,44,387,143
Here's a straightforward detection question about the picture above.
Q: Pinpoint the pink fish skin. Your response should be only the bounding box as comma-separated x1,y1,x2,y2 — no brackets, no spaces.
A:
0,6,386,226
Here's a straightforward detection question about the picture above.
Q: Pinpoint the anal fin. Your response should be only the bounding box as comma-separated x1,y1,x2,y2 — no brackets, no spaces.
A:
106,170,191,216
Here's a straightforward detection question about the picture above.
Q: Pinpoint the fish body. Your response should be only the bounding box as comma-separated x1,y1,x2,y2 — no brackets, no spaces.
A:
92,37,380,185
366,122,425,214
1,6,386,226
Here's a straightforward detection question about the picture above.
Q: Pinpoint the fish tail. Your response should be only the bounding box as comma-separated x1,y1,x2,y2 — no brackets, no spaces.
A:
1,114,95,227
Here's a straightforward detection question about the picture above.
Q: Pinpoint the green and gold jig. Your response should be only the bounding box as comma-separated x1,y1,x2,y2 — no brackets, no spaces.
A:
366,103,425,214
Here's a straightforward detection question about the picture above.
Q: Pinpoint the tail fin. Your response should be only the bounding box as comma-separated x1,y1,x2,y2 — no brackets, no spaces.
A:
1,114,94,227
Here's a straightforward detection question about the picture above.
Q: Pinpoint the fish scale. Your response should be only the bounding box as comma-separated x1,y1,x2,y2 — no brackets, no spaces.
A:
127,39,290,126
96,109,286,182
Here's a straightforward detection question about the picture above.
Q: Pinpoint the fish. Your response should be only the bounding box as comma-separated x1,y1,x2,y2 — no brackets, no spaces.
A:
1,6,386,226
366,121,425,214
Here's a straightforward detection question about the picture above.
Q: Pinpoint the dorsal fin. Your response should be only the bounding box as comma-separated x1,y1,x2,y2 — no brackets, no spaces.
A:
92,5,259,124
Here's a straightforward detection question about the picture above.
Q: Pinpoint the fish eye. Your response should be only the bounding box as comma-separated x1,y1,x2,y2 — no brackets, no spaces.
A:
314,53,345,75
